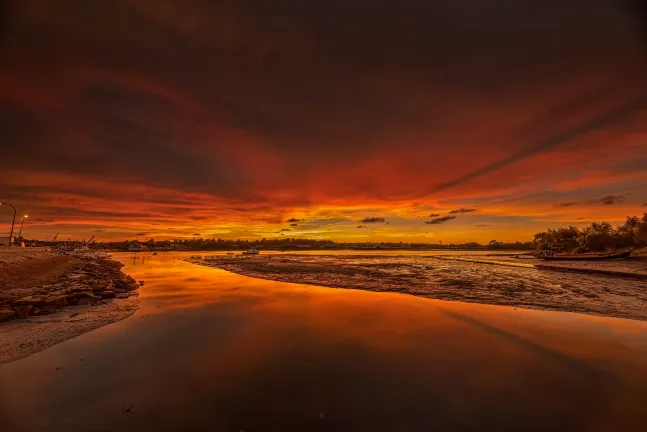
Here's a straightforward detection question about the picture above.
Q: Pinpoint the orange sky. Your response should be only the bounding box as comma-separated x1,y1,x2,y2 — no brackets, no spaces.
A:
1,0,646,243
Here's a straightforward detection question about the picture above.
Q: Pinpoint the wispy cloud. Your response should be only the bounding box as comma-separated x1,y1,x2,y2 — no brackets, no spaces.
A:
448,208,476,214
555,202,576,207
279,228,291,232
428,213,440,217
285,218,302,222
289,223,298,227
361,217,385,223
357,225,367,228
425,216,456,224
589,194,627,205
474,224,488,227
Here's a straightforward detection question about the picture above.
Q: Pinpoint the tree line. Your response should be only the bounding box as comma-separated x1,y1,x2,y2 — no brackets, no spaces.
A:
533,213,647,253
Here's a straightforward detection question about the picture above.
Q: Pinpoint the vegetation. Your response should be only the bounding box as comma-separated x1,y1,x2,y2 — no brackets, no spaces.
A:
533,213,647,252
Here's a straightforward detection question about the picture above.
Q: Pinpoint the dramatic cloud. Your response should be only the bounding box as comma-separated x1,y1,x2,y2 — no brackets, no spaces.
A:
361,217,386,223
448,209,477,214
1,1,645,243
425,216,457,224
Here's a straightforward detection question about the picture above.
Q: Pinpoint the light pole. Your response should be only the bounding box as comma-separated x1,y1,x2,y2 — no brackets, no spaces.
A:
18,214,28,241
0,202,17,247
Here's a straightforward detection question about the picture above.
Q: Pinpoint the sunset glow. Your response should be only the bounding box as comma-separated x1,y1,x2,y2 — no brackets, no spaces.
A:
1,1,646,243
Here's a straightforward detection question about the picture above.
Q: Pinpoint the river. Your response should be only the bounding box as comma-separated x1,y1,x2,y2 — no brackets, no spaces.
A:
1,252,646,431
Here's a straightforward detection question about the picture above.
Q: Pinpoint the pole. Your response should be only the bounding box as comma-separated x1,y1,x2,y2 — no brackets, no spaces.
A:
0,202,17,246
18,216,26,239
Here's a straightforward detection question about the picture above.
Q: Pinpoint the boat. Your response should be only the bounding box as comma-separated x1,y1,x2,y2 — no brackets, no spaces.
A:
242,248,260,255
539,249,632,261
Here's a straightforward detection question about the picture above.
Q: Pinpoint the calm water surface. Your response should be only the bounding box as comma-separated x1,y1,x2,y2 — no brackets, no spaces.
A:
1,252,646,431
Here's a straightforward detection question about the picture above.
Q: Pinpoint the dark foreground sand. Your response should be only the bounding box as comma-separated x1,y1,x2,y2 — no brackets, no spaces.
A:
0,251,140,363
188,254,647,321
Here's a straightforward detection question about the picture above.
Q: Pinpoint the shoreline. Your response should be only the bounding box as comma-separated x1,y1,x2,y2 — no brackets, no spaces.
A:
0,250,141,363
186,255,647,322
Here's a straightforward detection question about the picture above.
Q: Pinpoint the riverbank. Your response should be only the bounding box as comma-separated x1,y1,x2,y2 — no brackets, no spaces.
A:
0,250,141,363
187,254,647,321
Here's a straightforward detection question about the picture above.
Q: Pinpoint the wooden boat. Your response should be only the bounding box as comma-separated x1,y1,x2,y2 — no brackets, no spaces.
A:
540,249,632,261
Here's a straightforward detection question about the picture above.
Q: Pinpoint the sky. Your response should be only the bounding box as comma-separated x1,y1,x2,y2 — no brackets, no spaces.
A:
1,0,646,243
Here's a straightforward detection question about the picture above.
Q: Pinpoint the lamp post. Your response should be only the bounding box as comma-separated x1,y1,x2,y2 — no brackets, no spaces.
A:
18,214,28,241
0,202,17,247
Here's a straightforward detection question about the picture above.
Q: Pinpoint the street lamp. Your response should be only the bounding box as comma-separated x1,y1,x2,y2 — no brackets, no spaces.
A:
18,214,28,241
0,202,17,247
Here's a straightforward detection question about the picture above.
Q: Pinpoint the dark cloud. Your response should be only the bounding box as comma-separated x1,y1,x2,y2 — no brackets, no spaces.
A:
285,218,302,223
289,223,298,227
590,194,627,205
556,202,577,207
576,217,585,220
134,232,148,236
279,228,291,232
361,217,385,223
357,225,367,228
425,216,456,224
193,233,201,236
428,213,440,217
475,224,488,227
433,97,647,193
448,208,476,214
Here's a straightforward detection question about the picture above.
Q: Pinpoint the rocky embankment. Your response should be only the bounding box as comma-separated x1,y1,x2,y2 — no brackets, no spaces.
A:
0,251,142,363
0,255,141,322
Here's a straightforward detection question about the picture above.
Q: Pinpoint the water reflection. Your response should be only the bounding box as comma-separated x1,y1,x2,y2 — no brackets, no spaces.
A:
0,252,646,431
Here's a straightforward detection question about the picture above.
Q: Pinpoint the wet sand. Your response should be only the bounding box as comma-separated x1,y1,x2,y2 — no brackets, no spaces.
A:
1,252,646,431
188,254,647,321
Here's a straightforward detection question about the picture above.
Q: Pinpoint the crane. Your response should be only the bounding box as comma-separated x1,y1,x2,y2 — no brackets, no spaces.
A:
52,233,59,242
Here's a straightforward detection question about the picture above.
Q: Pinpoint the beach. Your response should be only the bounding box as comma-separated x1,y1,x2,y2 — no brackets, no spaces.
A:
1,252,646,431
187,252,647,321
0,250,141,363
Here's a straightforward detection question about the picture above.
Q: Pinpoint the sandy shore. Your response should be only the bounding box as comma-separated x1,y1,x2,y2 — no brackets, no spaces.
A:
0,250,141,363
187,254,647,321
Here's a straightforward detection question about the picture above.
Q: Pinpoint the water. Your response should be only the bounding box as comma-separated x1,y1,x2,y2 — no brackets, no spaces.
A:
1,252,646,431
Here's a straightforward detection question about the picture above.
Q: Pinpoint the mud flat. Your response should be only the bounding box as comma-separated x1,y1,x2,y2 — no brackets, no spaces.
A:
186,254,647,321
0,250,141,363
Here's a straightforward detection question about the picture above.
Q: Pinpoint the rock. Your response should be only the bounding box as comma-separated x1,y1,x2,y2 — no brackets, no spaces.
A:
0,307,16,322
114,288,126,293
77,297,91,305
36,308,55,315
115,293,130,299
100,291,115,299
125,283,139,292
138,280,145,286
43,295,68,308
11,296,46,307
14,304,33,318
